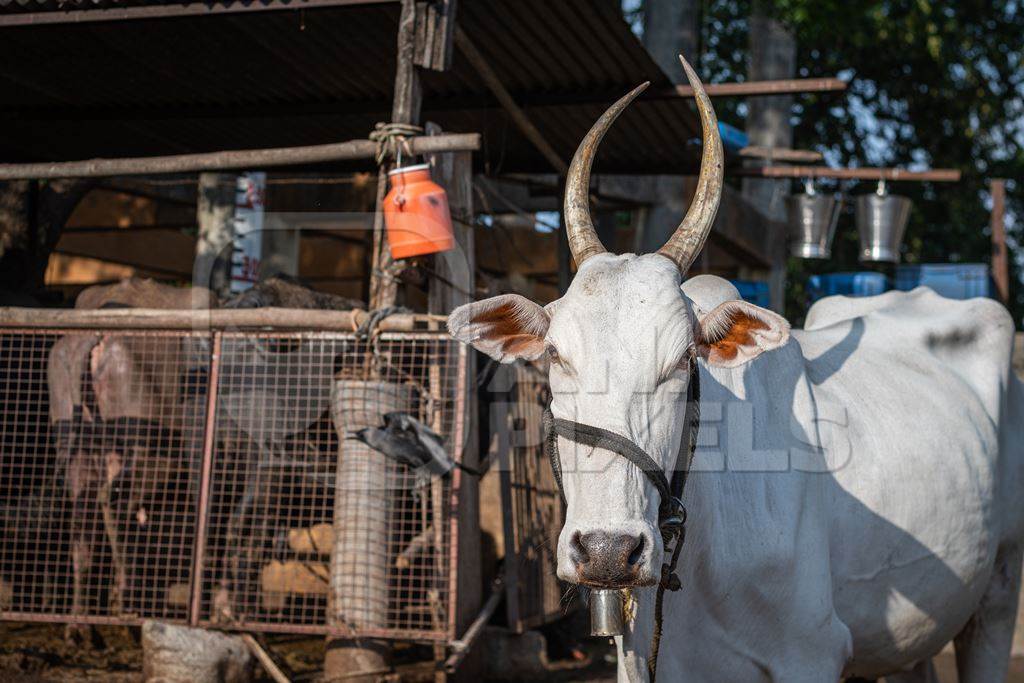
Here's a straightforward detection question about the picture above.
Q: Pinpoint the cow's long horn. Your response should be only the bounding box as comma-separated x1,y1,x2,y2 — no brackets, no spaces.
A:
564,82,649,267
657,55,724,273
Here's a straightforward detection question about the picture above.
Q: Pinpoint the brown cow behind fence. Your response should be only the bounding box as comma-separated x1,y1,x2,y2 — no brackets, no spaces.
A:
47,276,366,642
48,278,216,644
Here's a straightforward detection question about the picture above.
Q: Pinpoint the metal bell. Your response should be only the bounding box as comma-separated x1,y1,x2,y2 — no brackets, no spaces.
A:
590,589,625,636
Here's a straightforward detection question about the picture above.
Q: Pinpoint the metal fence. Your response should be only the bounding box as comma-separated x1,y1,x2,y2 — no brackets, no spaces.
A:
0,318,465,643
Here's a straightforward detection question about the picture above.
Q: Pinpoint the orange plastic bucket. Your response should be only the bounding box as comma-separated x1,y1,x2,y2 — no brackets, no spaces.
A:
383,163,455,259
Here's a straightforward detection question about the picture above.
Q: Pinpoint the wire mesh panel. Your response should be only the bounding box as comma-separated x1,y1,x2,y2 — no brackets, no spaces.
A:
494,361,565,632
198,332,463,641
0,322,465,642
0,329,210,627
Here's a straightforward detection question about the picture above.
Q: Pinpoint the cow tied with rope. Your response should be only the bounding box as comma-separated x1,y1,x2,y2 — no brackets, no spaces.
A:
448,55,1024,682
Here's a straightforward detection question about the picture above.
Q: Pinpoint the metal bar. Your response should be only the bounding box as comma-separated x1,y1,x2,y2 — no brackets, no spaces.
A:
0,0,398,27
0,133,480,180
0,307,448,331
669,77,847,98
733,166,962,182
444,575,504,674
453,26,568,175
446,342,469,641
991,179,1009,304
189,332,222,626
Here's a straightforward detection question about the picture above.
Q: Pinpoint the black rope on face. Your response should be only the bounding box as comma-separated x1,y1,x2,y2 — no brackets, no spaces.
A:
541,349,701,682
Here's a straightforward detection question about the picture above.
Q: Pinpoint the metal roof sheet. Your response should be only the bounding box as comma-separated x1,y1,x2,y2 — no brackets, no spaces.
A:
0,0,704,174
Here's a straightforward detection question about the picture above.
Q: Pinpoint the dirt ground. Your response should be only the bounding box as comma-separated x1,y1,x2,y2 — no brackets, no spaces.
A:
4,621,1024,682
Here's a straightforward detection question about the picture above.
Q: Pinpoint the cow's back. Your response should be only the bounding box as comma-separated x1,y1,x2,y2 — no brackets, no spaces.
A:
795,287,1021,676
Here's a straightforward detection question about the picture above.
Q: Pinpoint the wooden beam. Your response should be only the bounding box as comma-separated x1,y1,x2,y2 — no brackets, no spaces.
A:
3,77,848,124
0,306,447,331
0,134,480,180
669,77,847,98
368,0,427,310
991,179,1009,304
734,166,961,182
0,0,398,27
425,122,481,681
453,26,568,175
738,146,823,162
414,0,458,71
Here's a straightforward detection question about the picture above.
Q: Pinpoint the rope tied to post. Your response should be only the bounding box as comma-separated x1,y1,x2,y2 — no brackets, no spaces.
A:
369,122,425,166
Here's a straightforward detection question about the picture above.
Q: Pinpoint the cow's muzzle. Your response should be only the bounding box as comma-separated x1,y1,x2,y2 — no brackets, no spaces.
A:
570,530,651,588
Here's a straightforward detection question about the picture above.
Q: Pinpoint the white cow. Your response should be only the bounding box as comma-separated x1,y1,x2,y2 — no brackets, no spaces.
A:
449,55,1024,682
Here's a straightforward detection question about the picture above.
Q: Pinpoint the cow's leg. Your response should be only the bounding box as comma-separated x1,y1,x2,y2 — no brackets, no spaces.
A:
66,509,106,649
66,534,93,646
883,659,939,682
97,475,127,615
953,542,1023,683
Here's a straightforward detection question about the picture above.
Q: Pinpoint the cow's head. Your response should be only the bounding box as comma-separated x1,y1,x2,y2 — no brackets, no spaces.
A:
449,56,789,589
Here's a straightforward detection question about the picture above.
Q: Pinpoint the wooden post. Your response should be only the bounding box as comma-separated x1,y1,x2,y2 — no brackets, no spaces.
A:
742,1,796,313
426,123,480,681
368,0,423,309
194,173,235,300
327,1,443,680
991,179,1009,305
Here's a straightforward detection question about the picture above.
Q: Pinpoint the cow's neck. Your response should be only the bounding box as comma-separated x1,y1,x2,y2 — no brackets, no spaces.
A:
616,586,656,682
615,340,815,681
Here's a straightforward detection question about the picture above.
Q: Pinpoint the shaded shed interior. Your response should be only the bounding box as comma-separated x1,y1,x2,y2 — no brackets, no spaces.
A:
0,0,704,175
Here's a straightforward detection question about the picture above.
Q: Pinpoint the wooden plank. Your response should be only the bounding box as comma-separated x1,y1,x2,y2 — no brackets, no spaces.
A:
414,0,458,71
0,306,447,331
194,173,235,299
734,166,962,182
240,634,292,683
0,134,480,181
453,26,569,175
669,77,847,98
738,146,823,162
425,124,480,681
0,0,398,27
991,179,1009,304
369,0,425,310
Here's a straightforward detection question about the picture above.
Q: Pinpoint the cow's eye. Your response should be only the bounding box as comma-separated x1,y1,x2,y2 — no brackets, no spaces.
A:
546,345,561,364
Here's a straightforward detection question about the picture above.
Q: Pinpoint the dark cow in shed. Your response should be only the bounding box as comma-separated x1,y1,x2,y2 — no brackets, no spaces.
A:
48,278,216,644
48,276,362,642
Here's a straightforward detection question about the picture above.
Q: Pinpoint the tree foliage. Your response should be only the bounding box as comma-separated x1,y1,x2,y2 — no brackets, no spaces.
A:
697,0,1024,325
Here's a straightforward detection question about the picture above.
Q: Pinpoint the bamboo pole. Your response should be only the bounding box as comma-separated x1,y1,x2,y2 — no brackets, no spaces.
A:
0,134,479,181
734,166,961,182
0,307,447,331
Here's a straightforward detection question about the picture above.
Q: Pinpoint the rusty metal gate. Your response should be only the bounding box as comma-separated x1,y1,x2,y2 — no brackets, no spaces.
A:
0,315,465,643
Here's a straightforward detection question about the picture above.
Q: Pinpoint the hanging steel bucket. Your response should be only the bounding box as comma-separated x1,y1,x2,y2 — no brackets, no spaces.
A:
787,183,842,258
856,182,912,263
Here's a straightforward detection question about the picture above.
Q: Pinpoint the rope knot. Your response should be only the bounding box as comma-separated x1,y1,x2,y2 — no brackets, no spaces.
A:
369,122,425,166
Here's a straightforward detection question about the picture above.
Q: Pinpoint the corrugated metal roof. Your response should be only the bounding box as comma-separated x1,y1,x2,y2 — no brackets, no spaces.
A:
0,0,704,173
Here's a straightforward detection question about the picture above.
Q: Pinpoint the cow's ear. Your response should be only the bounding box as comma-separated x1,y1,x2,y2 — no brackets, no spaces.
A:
695,300,789,368
448,294,550,363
